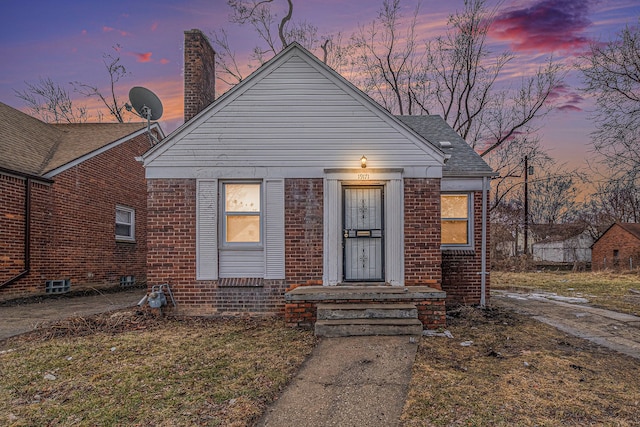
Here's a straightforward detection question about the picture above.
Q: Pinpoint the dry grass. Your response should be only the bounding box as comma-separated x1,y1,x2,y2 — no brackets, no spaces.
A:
492,271,640,315
402,306,640,426
0,310,316,427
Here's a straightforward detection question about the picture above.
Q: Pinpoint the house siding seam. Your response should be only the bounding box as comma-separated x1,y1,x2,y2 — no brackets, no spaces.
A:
0,134,149,301
441,190,490,306
592,225,640,271
404,178,442,286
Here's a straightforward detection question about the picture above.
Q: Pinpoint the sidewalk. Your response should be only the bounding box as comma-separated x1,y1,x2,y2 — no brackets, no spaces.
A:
492,290,640,360
0,287,143,341
256,335,418,427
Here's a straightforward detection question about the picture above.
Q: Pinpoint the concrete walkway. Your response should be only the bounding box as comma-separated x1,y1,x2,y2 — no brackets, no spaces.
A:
256,335,418,427
492,290,640,360
0,287,143,341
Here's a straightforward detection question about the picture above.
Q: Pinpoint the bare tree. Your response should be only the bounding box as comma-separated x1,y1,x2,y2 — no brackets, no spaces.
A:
352,0,564,156
72,46,129,123
579,23,640,178
528,166,581,225
14,77,88,123
212,0,349,86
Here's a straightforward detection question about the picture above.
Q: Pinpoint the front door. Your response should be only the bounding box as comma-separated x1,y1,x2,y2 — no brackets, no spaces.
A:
343,186,384,282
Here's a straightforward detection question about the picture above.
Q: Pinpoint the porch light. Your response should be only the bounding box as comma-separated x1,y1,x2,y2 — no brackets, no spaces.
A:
361,155,367,168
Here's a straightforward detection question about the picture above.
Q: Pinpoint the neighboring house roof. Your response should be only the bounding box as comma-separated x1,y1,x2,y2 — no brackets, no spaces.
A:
0,101,152,177
593,223,640,246
530,223,591,244
396,115,495,177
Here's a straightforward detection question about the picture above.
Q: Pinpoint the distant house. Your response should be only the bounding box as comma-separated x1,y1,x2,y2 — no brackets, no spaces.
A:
532,227,593,264
0,101,162,300
141,31,495,332
592,223,640,271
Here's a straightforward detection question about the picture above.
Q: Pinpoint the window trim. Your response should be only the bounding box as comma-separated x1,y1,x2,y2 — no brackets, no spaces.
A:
440,193,473,250
115,205,135,242
220,181,263,248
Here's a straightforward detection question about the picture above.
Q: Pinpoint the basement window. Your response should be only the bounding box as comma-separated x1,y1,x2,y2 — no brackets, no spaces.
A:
115,205,135,242
120,275,136,287
46,279,70,294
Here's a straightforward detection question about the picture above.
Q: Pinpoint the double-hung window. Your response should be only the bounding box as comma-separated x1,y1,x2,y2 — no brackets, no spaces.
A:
441,194,471,248
222,182,262,245
115,205,135,242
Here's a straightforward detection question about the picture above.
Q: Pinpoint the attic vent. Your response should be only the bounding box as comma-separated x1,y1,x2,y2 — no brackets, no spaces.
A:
439,141,452,149
46,279,70,294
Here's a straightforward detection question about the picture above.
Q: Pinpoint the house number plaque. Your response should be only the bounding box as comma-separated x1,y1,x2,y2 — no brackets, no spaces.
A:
357,173,370,180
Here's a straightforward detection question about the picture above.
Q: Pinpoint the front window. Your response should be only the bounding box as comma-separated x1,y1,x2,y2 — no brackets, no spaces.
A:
115,205,135,242
441,194,470,246
223,183,261,244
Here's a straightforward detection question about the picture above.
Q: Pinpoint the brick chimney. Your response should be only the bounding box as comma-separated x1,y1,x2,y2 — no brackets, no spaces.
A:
184,29,216,122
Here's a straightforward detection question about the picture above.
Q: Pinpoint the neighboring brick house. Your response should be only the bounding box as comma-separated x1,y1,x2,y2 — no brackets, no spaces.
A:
142,32,495,331
592,223,640,271
0,101,162,300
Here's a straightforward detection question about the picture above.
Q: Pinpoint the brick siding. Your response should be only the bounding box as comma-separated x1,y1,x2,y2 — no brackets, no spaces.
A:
0,134,148,301
284,178,323,284
441,191,490,306
592,224,640,271
404,178,442,286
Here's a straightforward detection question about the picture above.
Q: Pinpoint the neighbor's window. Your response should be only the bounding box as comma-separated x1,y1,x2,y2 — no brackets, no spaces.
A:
115,205,135,241
223,183,261,244
441,194,470,246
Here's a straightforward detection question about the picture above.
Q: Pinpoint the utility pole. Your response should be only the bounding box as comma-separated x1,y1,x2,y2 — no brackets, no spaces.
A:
523,156,533,255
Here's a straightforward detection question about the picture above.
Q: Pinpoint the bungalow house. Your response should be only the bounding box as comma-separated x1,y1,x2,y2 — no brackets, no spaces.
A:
0,101,161,300
142,30,495,335
592,223,640,271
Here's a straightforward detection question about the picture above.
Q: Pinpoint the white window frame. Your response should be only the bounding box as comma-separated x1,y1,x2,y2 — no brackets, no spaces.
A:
220,181,263,248
440,193,473,250
115,205,135,242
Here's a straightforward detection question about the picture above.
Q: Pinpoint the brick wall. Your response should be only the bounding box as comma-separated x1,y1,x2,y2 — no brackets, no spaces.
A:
404,178,442,286
146,178,290,316
592,224,640,271
0,133,149,301
441,190,490,306
284,178,323,284
184,29,216,122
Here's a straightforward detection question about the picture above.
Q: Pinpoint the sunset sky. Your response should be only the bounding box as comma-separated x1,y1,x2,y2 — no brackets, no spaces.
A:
1,0,639,172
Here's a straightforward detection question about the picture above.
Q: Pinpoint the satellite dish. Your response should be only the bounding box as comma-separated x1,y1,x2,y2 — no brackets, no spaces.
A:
127,86,163,120
125,86,163,146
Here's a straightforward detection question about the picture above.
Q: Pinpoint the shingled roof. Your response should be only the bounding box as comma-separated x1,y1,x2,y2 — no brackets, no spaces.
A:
0,102,147,177
396,115,495,177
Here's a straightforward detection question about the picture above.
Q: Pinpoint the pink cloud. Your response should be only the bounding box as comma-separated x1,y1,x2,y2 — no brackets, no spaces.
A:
151,22,159,31
159,58,170,64
547,83,585,111
490,0,592,53
135,52,153,63
102,26,130,37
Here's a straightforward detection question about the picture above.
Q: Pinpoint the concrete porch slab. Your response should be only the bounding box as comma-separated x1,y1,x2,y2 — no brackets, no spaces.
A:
285,285,446,302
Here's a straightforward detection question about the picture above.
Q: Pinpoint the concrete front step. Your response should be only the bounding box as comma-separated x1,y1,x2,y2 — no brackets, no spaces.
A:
315,318,423,337
317,303,418,320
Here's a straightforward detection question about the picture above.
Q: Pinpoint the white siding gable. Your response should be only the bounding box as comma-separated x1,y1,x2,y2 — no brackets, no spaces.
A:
144,46,444,179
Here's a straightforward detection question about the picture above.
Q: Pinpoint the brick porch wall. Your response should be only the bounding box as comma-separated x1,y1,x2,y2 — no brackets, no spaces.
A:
441,191,490,306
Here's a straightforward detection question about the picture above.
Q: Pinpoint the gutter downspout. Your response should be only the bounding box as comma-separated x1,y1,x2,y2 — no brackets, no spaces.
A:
1,178,31,288
480,176,489,308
